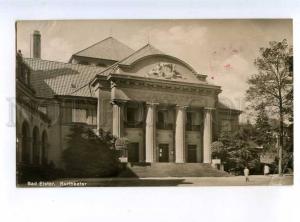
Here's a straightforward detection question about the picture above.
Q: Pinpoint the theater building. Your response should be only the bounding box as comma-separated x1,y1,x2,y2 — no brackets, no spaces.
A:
16,31,241,169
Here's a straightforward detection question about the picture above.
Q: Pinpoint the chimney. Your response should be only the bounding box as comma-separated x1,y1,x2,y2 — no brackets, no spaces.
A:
32,30,41,59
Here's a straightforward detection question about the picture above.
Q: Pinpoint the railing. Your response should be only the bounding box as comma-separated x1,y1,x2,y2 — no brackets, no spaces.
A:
124,121,144,128
186,124,201,131
156,122,173,130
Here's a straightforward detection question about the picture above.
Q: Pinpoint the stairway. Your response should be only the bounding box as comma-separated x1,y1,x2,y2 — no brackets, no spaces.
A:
118,163,231,178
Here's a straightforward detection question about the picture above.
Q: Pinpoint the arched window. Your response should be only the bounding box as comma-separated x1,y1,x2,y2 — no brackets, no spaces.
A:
41,131,48,165
32,127,40,165
21,121,30,163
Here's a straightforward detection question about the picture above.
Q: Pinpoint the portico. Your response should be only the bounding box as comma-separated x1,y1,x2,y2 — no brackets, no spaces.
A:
109,98,214,163
92,68,220,164
89,43,223,164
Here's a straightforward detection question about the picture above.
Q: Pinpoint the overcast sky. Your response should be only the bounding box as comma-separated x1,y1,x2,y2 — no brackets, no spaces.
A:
16,19,292,122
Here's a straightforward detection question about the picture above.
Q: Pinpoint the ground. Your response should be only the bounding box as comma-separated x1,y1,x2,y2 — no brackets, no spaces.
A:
19,174,293,187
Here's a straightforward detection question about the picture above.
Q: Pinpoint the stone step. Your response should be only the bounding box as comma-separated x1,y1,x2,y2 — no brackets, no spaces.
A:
118,163,230,178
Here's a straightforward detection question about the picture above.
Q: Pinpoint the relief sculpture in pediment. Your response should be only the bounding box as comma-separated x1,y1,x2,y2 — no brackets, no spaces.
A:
147,63,183,79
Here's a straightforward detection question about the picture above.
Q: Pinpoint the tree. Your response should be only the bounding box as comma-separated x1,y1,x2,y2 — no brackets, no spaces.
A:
246,39,293,174
254,103,274,151
62,125,120,177
212,126,260,175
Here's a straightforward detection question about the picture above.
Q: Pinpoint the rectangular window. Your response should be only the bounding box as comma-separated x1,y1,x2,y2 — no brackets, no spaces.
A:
87,108,97,125
187,112,192,125
127,107,136,123
72,108,87,123
186,111,201,131
158,110,165,123
157,110,173,129
125,103,143,128
62,107,72,123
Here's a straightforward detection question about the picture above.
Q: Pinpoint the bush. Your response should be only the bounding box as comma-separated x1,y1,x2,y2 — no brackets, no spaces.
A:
62,125,120,178
212,128,261,175
17,162,65,184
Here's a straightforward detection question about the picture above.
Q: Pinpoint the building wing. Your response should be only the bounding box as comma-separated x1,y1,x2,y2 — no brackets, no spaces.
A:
72,37,135,62
23,58,106,98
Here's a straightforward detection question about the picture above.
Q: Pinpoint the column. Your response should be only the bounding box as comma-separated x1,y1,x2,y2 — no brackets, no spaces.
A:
203,108,213,163
96,88,102,134
29,137,33,164
145,102,157,163
112,100,124,138
197,110,203,163
175,105,187,163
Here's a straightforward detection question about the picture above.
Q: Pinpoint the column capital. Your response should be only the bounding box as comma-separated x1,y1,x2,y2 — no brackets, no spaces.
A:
111,81,117,88
146,102,159,107
176,105,189,110
204,107,215,112
111,99,127,106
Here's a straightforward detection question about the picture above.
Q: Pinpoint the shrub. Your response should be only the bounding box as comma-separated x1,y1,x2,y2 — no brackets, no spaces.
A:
62,125,120,178
17,162,65,184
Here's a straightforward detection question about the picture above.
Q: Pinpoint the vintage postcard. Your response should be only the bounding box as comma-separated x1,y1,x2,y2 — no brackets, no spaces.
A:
15,19,293,187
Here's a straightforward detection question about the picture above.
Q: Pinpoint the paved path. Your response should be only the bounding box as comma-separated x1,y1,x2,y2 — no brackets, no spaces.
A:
49,174,293,187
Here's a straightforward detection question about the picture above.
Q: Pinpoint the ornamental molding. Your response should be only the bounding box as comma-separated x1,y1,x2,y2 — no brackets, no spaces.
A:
116,79,216,96
114,87,216,108
147,62,184,80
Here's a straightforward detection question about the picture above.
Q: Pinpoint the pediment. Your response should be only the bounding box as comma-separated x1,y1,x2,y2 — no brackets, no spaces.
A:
119,55,206,83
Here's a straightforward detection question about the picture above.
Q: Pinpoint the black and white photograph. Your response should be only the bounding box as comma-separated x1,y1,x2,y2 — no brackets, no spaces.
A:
15,19,293,187
1,1,300,222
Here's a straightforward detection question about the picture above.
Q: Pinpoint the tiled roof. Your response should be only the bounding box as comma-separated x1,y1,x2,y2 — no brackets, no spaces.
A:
73,37,135,61
23,58,106,98
218,98,241,112
119,44,164,65
23,41,218,99
90,44,212,85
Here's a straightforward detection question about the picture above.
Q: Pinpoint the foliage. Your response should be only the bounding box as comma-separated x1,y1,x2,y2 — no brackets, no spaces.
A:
253,103,275,151
246,39,293,173
62,125,120,178
247,39,292,109
17,162,65,184
212,126,261,175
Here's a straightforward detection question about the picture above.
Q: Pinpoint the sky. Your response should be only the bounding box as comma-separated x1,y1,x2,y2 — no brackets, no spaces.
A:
16,19,293,122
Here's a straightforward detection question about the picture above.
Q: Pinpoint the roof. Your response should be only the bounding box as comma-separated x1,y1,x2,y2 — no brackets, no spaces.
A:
73,37,135,61
23,58,106,98
218,98,242,113
119,44,164,65
94,44,208,84
119,44,198,74
23,39,219,99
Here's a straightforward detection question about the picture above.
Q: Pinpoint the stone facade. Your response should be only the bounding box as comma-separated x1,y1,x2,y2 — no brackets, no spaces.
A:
16,36,241,169
92,75,219,163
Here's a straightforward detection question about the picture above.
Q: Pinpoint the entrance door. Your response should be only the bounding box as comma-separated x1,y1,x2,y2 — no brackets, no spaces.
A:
159,144,169,162
187,145,197,163
128,142,139,162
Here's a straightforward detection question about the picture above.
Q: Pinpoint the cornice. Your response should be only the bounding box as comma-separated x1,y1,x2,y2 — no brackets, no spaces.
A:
108,74,222,96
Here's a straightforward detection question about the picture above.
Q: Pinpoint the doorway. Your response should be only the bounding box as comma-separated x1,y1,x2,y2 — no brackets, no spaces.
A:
128,142,139,162
187,144,197,163
159,144,169,162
